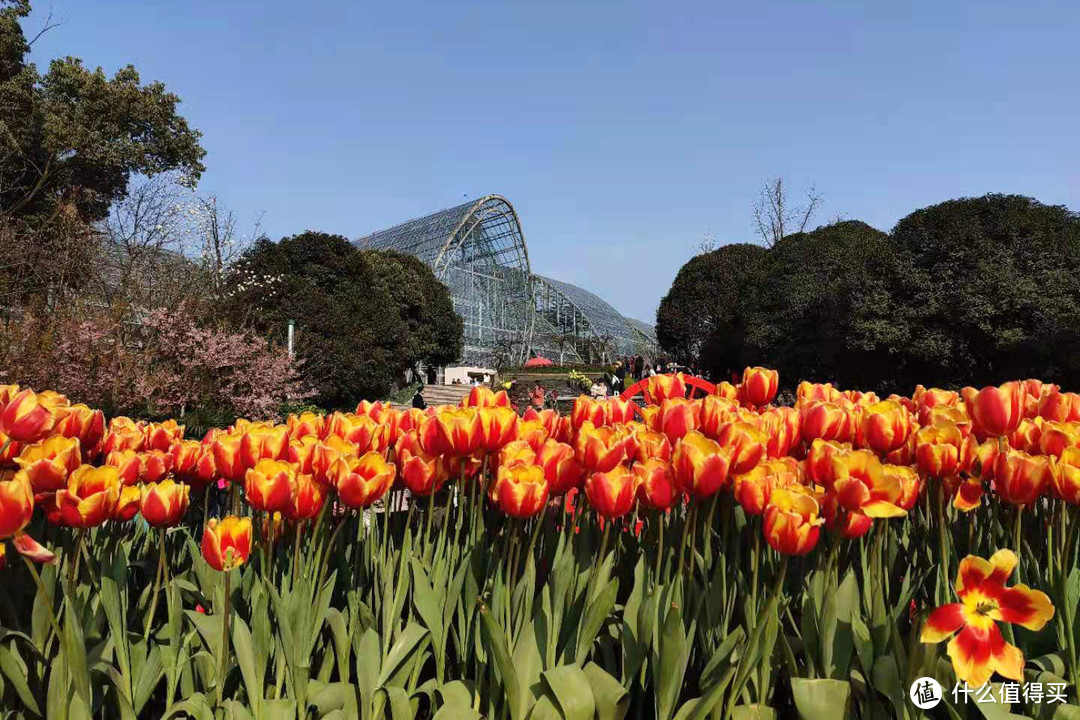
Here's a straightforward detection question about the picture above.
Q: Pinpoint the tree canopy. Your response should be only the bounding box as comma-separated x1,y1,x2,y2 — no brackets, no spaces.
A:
224,232,462,407
657,194,1080,392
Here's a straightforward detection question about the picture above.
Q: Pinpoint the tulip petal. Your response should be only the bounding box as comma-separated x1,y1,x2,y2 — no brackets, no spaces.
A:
921,603,965,643
14,533,57,563
947,624,998,688
952,479,983,512
992,584,1055,631
861,501,906,519
957,549,1017,594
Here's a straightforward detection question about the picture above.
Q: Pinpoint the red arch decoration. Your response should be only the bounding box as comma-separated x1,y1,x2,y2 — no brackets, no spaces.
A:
618,373,718,419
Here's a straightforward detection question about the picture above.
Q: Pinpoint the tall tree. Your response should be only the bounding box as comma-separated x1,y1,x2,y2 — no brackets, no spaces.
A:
888,194,1080,388
752,176,822,248
656,243,768,380
1,0,205,298
224,232,463,407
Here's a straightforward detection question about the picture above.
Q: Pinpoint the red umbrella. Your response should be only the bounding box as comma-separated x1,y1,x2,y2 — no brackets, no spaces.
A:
524,356,554,367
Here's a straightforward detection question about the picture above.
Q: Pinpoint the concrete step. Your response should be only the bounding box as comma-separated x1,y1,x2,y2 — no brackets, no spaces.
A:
421,384,472,407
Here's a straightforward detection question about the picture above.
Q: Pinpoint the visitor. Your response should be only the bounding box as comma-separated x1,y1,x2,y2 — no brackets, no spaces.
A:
614,360,626,393
412,386,427,410
647,364,656,377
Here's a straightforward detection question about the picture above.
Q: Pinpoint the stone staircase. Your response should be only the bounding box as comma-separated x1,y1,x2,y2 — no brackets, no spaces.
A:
421,383,473,408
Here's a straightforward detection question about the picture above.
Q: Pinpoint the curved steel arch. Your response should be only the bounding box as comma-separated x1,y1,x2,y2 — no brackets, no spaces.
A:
358,195,534,366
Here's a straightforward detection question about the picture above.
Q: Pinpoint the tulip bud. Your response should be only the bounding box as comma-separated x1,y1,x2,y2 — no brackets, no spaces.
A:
14,435,81,493
672,431,733,500
961,382,1026,439
335,452,397,508
141,480,191,527
495,463,549,518
244,459,297,513
0,470,34,538
536,439,585,496
201,516,253,571
0,389,68,443
585,465,638,519
53,465,121,528
739,366,779,407
633,458,678,511
763,486,823,555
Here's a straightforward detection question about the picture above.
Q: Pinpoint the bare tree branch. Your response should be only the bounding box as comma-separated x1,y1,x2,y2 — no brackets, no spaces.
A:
752,176,824,248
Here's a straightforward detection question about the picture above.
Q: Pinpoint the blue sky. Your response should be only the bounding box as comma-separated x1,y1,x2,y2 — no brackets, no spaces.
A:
27,0,1080,323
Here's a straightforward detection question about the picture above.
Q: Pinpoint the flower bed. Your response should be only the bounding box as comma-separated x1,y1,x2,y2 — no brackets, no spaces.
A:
0,371,1076,718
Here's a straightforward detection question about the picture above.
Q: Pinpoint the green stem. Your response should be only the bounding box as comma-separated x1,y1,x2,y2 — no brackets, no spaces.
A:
424,489,437,563
217,571,231,705
751,520,761,620
317,514,347,588
69,529,85,587
654,512,666,585
293,521,302,583
726,556,789,718
587,522,613,606
675,505,697,587
143,528,167,640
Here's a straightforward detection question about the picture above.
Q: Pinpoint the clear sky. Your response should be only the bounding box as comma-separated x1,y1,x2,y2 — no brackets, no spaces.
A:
26,0,1080,324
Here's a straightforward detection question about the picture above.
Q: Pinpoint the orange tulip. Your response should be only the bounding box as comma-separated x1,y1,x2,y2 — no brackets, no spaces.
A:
921,549,1054,687
804,439,850,487
52,465,121,528
604,397,637,426
477,406,519,453
286,435,319,475
113,485,142,522
287,411,325,440
634,429,672,463
239,424,290,467
398,444,448,497
54,404,106,455
397,407,428,437
140,480,190,527
1038,421,1080,459
201,516,253,572
325,413,386,454
886,464,922,511
101,424,145,456
801,401,855,443
645,373,686,405
494,462,549,518
1007,418,1042,453
0,471,34,538
824,450,906,538
585,465,638,519
311,436,359,484
860,400,914,456
144,420,184,452
633,458,678,511
0,389,68,443
212,433,246,483
759,406,801,459
913,386,960,425
1051,447,1080,504
334,452,396,508
140,449,173,483
0,430,21,466
244,459,296,513
432,408,481,457
105,449,142,486
698,395,740,440
714,381,739,402
571,396,606,432
536,439,585,496
653,398,700,442
523,408,571,443
994,450,1051,507
497,439,537,471
0,385,18,407
962,382,1026,439
172,439,215,487
463,386,510,409
949,476,986,513
915,424,971,478
516,419,549,453
796,381,840,407
14,435,81,492
355,399,388,420
575,421,629,473
672,430,733,500
1038,388,1080,423
735,458,798,516
284,473,326,521
763,486,824,556
715,420,767,475
739,366,779,407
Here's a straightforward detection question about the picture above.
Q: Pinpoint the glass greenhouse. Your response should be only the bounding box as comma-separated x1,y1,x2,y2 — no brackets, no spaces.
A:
357,194,657,367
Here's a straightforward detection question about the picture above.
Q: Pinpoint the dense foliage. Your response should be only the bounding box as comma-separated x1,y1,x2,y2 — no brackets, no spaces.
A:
3,372,1079,719
224,232,462,408
658,195,1080,392
0,0,205,300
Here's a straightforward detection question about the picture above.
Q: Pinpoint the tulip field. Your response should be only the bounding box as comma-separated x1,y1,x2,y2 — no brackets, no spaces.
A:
2,371,1080,719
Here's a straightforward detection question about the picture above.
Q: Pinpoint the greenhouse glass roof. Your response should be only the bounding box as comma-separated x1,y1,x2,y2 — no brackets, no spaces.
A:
357,194,657,366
